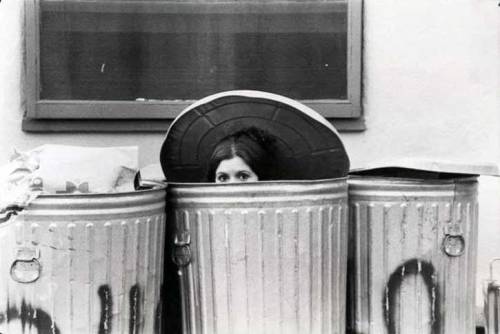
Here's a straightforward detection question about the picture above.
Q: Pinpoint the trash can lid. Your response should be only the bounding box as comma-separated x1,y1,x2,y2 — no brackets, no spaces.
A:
350,158,500,177
160,90,350,182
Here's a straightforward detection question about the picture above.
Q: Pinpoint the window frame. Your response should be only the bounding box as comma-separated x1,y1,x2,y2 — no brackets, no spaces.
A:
23,0,364,132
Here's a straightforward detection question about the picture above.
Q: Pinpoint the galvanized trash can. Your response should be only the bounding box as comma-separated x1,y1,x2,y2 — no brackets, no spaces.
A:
0,181,166,334
484,258,500,334
160,90,351,334
168,179,348,334
347,168,479,334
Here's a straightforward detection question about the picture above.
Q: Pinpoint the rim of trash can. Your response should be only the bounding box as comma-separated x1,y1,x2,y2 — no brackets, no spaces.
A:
167,177,348,207
13,180,167,219
30,180,167,199
167,177,348,188
347,174,478,185
347,175,478,200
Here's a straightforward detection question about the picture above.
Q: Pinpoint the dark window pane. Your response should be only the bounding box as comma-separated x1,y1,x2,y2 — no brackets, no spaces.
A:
40,1,348,101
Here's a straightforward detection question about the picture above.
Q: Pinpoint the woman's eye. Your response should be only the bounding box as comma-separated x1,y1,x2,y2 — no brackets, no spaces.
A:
238,173,250,181
217,174,229,182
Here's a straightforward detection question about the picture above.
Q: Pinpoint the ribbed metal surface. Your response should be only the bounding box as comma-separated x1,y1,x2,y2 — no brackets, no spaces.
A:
485,282,500,334
484,259,500,334
168,179,348,334
348,176,478,334
0,183,166,334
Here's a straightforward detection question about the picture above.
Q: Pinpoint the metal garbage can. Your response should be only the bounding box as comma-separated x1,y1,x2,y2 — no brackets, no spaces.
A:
0,181,166,334
168,179,348,334
484,258,500,334
347,171,478,334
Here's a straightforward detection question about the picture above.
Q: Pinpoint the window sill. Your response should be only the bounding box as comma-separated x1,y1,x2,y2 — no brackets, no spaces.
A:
22,117,365,133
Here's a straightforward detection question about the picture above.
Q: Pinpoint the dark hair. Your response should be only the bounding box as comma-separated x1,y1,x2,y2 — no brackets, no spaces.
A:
206,127,277,182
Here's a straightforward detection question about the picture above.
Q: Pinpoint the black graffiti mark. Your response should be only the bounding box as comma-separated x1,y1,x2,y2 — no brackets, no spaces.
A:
0,283,162,334
384,258,440,334
97,284,144,334
98,285,113,334
0,298,61,334
128,284,141,334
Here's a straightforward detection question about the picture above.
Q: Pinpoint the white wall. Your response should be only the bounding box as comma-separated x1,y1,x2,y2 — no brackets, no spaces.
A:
344,0,499,168
1,0,499,310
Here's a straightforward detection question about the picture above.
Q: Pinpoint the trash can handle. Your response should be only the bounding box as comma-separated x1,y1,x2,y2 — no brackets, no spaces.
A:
172,231,192,267
442,223,465,257
489,258,500,281
10,246,41,283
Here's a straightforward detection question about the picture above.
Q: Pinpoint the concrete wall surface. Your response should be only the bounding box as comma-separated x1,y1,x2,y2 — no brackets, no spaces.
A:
0,0,498,311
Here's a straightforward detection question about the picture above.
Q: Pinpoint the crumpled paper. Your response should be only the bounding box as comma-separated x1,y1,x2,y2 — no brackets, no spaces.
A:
0,145,138,222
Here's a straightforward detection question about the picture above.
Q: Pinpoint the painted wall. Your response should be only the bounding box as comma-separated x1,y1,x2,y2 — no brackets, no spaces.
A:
0,0,498,311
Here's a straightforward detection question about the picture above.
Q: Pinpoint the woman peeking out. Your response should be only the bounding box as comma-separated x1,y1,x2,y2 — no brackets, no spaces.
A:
206,127,278,183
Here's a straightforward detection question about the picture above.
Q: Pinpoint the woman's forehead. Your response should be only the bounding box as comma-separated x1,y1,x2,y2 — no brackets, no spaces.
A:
216,156,254,173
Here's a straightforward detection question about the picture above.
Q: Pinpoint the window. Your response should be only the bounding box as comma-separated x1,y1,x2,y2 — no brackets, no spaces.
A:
24,0,363,132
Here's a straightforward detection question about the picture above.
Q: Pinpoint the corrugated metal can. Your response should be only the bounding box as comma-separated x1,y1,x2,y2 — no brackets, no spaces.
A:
484,258,500,334
0,181,166,334
348,176,478,334
168,178,348,334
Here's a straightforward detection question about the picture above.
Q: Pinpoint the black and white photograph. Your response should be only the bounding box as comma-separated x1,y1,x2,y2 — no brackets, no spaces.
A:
0,0,499,333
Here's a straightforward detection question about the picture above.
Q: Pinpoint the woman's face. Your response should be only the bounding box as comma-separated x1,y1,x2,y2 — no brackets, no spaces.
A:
215,156,258,183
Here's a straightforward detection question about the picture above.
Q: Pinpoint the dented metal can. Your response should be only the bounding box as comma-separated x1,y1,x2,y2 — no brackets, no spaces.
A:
168,178,348,334
0,181,166,334
347,176,478,334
